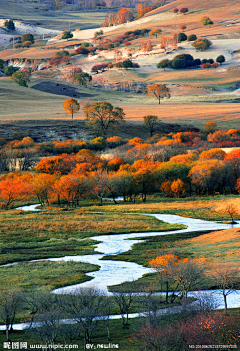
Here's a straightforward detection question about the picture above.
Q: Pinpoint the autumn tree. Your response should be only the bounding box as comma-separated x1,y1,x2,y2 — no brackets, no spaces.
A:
149,28,162,38
84,101,125,135
149,254,178,303
147,84,171,104
205,121,217,133
170,179,185,197
62,98,80,119
143,115,159,136
193,38,212,51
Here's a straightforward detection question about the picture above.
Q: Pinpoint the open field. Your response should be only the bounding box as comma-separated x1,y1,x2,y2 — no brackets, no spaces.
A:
1,77,240,130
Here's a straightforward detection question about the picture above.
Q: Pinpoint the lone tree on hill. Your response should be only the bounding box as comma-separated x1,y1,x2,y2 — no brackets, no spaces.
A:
62,98,80,119
147,84,171,104
84,101,125,135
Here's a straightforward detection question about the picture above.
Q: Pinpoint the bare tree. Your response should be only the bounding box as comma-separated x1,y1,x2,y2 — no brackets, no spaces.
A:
0,289,23,340
212,265,240,312
112,286,136,328
63,287,106,347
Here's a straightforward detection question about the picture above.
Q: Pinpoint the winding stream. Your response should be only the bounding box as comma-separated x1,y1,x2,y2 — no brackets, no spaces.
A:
12,205,240,310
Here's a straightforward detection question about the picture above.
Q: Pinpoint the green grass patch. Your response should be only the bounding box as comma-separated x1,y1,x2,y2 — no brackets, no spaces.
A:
0,209,182,265
0,260,99,291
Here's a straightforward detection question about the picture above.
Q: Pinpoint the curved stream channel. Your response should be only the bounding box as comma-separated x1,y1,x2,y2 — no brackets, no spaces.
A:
1,204,240,330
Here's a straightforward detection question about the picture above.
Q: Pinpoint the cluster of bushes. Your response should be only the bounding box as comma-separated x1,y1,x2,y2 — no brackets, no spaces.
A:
157,54,225,70
75,45,97,55
96,28,150,51
173,7,189,14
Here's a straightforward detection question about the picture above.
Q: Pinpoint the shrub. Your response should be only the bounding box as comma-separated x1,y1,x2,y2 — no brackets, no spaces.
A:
173,8,179,13
177,32,187,42
21,34,34,44
201,59,208,64
216,55,225,65
180,25,186,31
22,41,32,48
56,50,69,57
201,16,213,26
180,7,188,14
14,43,22,49
193,38,212,51
75,47,89,55
212,62,218,68
202,63,211,69
187,34,197,41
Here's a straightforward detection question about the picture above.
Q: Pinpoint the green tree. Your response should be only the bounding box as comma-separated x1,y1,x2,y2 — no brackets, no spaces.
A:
157,59,169,71
216,55,225,65
84,101,125,135
0,59,4,70
143,115,159,136
62,98,80,119
12,70,30,87
61,31,73,40
21,33,34,44
121,59,133,70
74,72,92,86
4,20,15,31
4,66,19,76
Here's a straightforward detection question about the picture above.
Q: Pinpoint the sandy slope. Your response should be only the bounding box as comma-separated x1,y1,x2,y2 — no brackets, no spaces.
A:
0,19,61,48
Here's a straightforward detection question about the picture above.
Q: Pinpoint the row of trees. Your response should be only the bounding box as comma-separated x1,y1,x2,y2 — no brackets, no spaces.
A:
1,145,240,208
157,54,225,71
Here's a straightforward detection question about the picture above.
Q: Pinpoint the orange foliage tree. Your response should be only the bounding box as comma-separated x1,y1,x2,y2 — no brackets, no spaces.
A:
147,84,171,104
170,179,185,197
62,98,80,119
0,173,29,209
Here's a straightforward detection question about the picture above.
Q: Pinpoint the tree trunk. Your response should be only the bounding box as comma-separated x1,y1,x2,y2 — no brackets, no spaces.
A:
223,292,228,312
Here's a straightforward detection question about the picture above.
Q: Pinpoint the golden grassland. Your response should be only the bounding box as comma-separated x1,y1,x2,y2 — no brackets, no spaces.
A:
89,195,240,220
